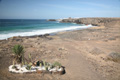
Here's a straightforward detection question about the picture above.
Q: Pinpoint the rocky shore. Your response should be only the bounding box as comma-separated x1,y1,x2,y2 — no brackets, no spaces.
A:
47,19,57,21
60,17,120,26
0,18,120,80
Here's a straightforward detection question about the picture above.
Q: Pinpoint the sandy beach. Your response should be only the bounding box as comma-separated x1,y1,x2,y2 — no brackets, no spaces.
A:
0,18,120,80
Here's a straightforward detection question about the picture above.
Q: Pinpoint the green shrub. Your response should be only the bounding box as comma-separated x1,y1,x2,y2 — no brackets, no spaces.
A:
12,44,24,56
26,62,32,70
12,44,24,65
53,61,61,68
40,63,42,67
43,60,47,66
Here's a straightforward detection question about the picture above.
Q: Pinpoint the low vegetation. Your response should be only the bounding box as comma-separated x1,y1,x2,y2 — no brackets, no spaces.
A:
107,52,120,62
9,44,65,74
12,44,24,66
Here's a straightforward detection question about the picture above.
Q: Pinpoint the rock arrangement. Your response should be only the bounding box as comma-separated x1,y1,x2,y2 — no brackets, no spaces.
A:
9,44,65,75
9,60,65,75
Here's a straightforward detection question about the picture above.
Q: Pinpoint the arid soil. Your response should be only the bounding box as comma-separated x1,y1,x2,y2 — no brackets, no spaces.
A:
0,19,120,80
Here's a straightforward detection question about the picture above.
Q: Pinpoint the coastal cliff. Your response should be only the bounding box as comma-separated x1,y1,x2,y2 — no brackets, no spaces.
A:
59,18,120,26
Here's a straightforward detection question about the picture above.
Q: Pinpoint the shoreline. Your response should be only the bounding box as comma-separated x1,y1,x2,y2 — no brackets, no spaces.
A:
2,17,120,40
0,18,120,80
0,24,93,40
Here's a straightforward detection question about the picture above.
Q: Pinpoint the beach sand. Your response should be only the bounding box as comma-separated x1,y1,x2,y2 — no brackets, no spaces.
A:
0,19,120,80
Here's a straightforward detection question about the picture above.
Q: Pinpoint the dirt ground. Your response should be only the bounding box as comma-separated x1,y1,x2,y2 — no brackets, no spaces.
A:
0,20,120,80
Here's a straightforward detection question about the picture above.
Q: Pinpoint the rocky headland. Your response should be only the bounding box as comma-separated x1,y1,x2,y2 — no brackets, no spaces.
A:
0,18,120,80
59,17,120,26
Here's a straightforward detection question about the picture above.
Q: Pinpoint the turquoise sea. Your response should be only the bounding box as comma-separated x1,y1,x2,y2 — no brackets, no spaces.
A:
0,19,93,40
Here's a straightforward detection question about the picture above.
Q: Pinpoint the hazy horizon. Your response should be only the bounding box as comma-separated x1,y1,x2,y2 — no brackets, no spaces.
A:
0,0,120,19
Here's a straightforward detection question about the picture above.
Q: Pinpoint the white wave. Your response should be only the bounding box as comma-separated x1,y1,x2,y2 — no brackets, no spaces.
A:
0,24,93,40
72,23,76,24
56,22,60,23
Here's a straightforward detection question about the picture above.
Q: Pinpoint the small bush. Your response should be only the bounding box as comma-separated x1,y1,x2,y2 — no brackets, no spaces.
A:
26,62,32,70
12,44,24,65
53,61,61,67
12,44,24,56
90,48,104,55
107,52,120,62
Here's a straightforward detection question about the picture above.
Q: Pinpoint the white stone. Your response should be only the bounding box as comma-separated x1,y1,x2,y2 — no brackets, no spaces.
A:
49,67,57,72
9,64,36,73
57,67,63,71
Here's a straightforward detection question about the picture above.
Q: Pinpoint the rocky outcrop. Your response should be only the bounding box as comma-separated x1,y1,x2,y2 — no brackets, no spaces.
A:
47,19,57,21
60,18,120,26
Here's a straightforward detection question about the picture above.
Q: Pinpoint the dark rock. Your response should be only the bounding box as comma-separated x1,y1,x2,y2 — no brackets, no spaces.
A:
37,35,43,37
108,38,116,40
44,34,50,37
92,24,98,26
37,34,49,38
28,35,38,38
47,19,57,21
107,52,120,62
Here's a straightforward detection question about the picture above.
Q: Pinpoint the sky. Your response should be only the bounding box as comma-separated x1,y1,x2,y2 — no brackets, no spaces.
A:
0,0,120,19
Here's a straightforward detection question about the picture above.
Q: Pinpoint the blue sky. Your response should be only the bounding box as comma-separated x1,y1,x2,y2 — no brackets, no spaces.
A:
0,0,120,19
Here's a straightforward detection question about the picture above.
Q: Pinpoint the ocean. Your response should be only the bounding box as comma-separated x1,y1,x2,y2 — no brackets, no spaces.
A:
0,19,93,40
